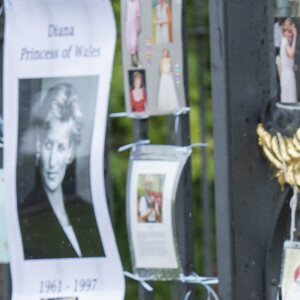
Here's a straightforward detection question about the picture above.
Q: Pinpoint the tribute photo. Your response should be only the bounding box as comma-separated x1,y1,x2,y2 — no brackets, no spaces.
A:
157,48,179,112
129,70,148,113
281,244,300,299
125,0,141,67
274,17,299,103
17,77,105,260
152,0,173,44
276,0,300,17
137,174,164,223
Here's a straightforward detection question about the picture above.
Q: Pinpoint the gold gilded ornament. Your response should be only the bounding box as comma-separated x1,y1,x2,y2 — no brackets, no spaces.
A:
257,123,300,191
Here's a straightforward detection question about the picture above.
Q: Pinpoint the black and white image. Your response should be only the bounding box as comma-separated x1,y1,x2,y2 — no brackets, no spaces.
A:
17,76,105,259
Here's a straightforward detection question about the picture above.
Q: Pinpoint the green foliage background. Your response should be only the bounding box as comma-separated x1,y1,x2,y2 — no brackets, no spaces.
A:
108,1,214,298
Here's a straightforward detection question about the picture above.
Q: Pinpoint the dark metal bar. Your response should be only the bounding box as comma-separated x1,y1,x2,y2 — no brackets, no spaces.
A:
172,114,195,300
133,118,153,300
194,0,212,277
209,0,281,298
171,1,195,298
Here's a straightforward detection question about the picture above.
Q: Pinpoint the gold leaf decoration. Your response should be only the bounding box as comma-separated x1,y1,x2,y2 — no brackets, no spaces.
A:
257,123,300,191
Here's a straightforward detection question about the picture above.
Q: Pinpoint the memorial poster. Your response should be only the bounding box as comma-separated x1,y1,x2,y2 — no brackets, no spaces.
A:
4,1,125,299
121,0,186,116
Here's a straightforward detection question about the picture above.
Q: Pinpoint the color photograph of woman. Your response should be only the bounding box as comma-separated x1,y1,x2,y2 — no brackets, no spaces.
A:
137,174,164,223
280,18,298,103
280,246,300,299
153,0,172,44
125,0,141,67
129,70,148,113
157,48,179,112
285,264,300,299
17,77,105,259
276,0,300,17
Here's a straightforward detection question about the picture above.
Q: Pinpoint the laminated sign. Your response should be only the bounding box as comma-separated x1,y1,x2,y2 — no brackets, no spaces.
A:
126,145,192,280
3,0,125,299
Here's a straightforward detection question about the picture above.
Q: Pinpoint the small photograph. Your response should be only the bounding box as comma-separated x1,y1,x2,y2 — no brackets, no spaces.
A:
274,17,300,103
157,48,180,112
276,0,300,17
17,76,105,259
152,0,173,44
128,70,148,113
281,244,300,299
137,174,165,223
41,298,78,300
125,0,142,67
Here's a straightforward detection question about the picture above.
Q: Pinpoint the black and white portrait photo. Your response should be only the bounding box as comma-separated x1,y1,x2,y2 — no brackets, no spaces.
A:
17,76,105,260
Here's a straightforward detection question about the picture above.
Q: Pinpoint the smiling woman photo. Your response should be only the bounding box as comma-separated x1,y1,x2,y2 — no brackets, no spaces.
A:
18,81,104,259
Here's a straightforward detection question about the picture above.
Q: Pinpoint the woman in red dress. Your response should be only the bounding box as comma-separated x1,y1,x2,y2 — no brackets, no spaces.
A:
130,71,147,113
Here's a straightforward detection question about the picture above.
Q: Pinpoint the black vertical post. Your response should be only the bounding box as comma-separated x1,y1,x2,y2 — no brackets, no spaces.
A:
194,0,212,277
172,0,195,298
133,118,153,300
209,0,283,299
172,113,195,300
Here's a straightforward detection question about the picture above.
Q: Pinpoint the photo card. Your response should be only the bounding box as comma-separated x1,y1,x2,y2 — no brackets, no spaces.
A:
126,144,192,280
281,241,300,299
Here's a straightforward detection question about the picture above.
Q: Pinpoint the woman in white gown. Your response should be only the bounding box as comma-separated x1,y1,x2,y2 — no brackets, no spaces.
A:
157,48,180,112
154,0,171,44
280,18,297,103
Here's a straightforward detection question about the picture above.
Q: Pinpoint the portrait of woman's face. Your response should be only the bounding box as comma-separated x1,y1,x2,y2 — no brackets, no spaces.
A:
134,74,142,88
40,119,73,193
163,49,169,58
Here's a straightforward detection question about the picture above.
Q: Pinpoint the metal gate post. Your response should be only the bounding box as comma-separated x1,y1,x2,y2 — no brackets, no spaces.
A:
209,0,284,299
132,118,154,300
171,1,195,297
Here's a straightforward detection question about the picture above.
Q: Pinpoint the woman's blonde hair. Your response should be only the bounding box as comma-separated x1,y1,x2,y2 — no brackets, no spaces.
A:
283,18,293,32
36,83,83,146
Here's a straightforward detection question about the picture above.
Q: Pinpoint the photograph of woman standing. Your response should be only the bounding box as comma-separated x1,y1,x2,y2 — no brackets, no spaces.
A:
153,0,172,44
125,0,141,67
157,49,179,112
280,18,298,103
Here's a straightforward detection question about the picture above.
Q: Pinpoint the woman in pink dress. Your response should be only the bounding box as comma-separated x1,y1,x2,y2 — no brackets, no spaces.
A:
126,0,141,67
